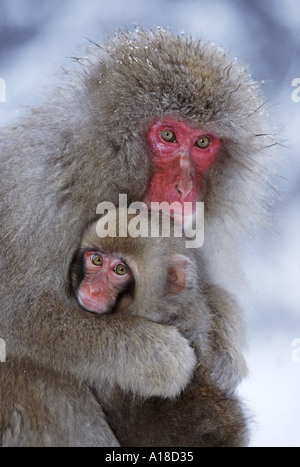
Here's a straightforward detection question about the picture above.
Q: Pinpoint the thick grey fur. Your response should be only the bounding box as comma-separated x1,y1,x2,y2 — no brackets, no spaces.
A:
0,30,273,446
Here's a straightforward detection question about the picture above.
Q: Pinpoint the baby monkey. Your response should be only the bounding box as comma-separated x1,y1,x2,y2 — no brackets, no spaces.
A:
70,210,249,447
70,210,197,326
72,246,133,315
70,208,246,394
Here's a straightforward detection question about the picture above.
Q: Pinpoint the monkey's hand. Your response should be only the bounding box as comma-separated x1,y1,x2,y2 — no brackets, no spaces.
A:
100,316,197,399
210,348,248,394
31,303,196,400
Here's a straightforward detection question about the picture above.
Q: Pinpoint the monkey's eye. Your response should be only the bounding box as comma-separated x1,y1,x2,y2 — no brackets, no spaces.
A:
161,129,177,143
91,254,103,266
195,137,210,149
114,264,128,275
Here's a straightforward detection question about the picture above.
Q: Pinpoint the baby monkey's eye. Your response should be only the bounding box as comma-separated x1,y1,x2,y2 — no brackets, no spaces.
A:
114,264,128,275
91,254,103,266
161,129,177,143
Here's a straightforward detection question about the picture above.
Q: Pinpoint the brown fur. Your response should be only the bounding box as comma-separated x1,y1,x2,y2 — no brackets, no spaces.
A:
101,367,249,447
0,357,119,447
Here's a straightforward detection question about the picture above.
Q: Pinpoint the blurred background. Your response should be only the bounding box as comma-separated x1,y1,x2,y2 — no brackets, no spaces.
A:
0,0,299,447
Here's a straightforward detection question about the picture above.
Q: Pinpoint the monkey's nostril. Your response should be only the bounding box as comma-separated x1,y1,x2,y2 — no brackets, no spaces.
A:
176,185,182,195
89,284,102,295
175,180,193,199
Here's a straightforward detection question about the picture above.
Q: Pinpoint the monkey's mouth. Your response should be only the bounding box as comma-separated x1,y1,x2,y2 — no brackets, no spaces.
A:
78,295,108,314
143,198,197,222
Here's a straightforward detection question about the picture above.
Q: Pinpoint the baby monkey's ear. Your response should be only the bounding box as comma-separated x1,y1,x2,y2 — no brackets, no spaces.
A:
166,254,193,295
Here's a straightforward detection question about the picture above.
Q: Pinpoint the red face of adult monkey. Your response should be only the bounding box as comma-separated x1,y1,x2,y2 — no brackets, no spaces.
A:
144,119,223,215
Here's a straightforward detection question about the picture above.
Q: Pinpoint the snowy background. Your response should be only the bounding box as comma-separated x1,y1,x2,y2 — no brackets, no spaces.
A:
0,0,299,447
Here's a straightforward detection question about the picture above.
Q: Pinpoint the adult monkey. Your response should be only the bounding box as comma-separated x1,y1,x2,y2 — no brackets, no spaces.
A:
0,30,272,446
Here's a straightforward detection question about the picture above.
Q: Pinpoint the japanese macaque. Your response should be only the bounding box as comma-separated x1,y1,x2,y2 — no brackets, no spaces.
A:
70,218,135,316
70,211,246,391
69,210,208,348
71,245,134,315
0,29,273,446
68,212,249,446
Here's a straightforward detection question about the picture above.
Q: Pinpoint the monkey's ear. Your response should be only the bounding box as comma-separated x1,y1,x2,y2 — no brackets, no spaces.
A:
166,254,192,295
